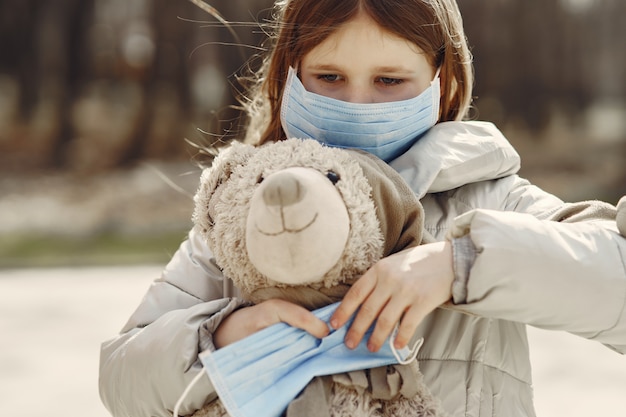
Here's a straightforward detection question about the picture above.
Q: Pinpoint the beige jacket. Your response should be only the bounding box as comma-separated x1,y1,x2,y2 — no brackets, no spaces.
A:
99,121,626,417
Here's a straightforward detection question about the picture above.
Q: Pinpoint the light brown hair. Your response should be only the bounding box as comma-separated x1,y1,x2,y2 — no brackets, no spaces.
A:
243,0,473,145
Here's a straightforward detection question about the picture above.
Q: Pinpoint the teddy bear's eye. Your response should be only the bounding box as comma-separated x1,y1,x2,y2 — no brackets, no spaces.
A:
326,170,340,185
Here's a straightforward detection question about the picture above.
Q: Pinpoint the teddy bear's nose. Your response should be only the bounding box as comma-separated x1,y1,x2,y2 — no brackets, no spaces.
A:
262,171,305,207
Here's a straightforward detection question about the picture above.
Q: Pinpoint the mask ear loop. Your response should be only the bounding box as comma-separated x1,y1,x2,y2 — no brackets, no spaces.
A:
173,369,206,417
389,324,424,365
432,66,442,84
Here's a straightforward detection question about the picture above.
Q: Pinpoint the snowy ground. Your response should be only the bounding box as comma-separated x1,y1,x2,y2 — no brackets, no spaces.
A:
1,265,625,417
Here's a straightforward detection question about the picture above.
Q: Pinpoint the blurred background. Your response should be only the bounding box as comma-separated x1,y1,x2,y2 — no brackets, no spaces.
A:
0,1,625,417
0,0,625,267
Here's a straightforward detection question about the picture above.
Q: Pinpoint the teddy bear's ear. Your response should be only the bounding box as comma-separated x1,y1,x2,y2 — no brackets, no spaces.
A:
192,141,257,236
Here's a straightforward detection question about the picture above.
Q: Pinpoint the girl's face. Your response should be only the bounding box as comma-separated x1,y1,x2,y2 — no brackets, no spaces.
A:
300,11,435,104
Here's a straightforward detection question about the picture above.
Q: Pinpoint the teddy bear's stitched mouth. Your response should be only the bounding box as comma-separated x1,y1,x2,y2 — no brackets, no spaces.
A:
254,212,318,236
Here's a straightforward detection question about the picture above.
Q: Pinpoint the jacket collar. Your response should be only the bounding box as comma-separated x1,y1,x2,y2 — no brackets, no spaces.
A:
390,121,520,199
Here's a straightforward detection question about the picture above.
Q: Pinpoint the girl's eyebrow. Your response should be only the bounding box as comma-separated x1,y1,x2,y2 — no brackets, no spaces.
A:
305,64,414,74
372,66,415,74
305,64,342,72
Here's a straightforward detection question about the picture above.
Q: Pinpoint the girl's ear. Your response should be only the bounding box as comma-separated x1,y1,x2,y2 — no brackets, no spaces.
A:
192,141,257,235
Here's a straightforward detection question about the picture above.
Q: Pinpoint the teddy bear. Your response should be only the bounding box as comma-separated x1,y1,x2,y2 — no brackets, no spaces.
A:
190,138,448,417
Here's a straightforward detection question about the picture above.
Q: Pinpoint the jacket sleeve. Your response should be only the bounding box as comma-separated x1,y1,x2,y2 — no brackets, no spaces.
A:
447,175,626,354
99,228,249,417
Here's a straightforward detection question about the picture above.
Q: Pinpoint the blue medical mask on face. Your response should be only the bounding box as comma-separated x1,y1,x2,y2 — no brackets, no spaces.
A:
176,302,422,417
280,66,441,162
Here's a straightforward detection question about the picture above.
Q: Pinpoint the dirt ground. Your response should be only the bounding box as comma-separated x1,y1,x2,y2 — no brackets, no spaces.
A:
1,265,625,417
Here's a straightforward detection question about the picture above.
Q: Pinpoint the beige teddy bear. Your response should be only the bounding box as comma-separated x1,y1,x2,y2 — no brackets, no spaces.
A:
191,138,448,417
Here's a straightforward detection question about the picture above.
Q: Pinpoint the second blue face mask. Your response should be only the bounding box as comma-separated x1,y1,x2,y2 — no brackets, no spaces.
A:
198,302,423,417
280,66,441,162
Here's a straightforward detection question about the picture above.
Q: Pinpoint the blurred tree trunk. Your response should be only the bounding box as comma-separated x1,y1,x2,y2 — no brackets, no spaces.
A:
117,0,194,165
0,0,40,117
0,0,47,168
45,0,95,167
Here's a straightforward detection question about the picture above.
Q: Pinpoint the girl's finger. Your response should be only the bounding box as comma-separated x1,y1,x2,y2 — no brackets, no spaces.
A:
343,283,392,349
274,300,330,339
330,271,377,329
366,297,408,352
393,304,428,349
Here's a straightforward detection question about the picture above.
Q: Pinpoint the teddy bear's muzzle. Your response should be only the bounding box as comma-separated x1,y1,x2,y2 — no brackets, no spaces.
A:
245,167,350,286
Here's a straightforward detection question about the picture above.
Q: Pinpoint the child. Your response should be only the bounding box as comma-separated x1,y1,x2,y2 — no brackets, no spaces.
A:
99,1,626,416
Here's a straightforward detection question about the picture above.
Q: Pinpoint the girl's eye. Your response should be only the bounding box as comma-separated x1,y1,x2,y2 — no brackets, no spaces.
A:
377,77,403,86
317,74,341,83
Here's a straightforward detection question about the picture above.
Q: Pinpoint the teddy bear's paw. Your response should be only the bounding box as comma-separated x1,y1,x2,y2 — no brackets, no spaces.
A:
329,383,384,417
189,399,229,417
382,392,449,417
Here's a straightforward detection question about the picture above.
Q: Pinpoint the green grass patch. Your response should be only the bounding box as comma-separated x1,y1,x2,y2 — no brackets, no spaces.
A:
0,231,189,269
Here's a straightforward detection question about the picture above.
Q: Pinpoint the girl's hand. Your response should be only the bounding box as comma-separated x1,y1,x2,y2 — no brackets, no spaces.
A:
214,299,330,348
330,241,454,352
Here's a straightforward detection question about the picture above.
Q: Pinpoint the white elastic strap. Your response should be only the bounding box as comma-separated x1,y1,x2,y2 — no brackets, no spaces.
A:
173,369,206,417
390,324,424,365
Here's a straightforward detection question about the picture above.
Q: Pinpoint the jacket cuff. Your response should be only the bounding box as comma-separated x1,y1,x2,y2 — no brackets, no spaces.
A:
450,235,477,304
198,297,252,352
